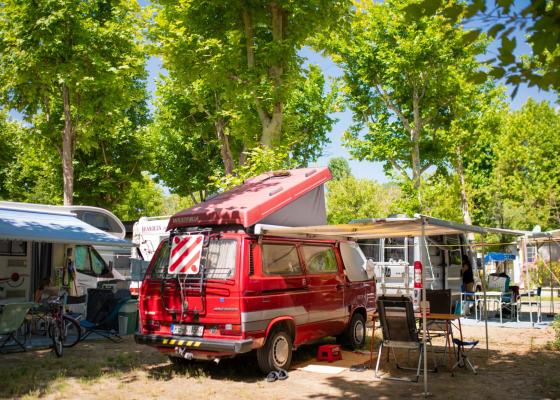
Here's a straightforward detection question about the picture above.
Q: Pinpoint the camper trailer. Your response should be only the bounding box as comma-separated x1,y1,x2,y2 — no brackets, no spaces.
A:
357,224,481,307
135,168,376,373
129,216,170,296
0,203,131,303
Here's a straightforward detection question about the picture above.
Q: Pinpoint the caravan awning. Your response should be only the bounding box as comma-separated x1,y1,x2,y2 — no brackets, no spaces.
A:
260,214,488,239
0,207,132,247
484,252,516,263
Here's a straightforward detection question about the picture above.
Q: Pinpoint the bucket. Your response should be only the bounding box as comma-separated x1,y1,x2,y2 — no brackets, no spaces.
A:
118,315,128,336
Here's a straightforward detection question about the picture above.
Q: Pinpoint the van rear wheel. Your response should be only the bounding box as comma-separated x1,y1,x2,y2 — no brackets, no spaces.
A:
343,313,366,350
257,328,293,373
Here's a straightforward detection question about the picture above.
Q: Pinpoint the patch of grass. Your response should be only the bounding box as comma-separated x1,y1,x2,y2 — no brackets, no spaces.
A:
546,315,560,350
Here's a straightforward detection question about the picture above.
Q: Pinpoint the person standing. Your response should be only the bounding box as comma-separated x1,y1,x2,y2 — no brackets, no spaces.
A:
461,255,475,293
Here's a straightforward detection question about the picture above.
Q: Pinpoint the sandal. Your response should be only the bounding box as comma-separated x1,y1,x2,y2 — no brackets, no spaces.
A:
277,368,289,380
266,371,279,382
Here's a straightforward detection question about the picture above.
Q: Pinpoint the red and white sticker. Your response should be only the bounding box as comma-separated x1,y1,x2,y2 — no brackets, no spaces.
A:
168,234,204,275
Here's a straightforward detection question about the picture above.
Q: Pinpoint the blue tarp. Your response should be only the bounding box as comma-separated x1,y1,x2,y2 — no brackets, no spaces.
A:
0,207,132,247
484,252,516,263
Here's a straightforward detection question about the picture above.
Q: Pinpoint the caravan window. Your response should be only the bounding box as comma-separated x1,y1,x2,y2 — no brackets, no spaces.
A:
0,240,26,256
384,237,405,262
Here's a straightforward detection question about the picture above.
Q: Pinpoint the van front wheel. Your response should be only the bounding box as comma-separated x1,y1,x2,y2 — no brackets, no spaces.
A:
343,313,366,350
257,328,293,373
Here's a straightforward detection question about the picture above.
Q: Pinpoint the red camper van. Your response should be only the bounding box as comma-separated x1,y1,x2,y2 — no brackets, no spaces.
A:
135,168,376,373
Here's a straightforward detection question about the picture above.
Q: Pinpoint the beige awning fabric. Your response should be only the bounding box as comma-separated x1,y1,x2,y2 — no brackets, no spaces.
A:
525,229,560,244
259,214,494,239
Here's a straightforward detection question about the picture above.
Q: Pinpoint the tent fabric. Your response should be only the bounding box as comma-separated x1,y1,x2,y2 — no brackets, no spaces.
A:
260,214,488,239
168,167,331,229
0,207,132,247
484,252,516,263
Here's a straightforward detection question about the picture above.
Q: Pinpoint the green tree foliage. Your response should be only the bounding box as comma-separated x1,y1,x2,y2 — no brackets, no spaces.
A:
0,0,148,205
149,0,342,196
0,112,23,198
404,0,560,93
319,0,486,209
328,157,351,181
327,176,401,224
488,99,560,230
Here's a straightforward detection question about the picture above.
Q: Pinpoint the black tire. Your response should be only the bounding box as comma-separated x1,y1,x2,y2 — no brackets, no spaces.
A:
342,313,366,350
62,316,81,348
256,327,293,374
50,322,63,357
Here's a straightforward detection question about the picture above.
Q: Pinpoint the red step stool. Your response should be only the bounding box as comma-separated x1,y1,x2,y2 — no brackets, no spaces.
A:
317,344,342,363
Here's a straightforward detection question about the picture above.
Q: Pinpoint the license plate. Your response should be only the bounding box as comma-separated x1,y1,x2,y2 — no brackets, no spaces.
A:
170,324,204,337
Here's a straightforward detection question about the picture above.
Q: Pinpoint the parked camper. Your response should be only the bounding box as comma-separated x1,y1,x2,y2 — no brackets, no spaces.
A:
135,168,376,373
357,224,481,307
129,216,170,296
0,204,131,303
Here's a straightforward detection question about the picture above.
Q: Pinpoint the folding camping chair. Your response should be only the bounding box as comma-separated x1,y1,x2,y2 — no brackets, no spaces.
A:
0,302,35,352
517,287,542,324
452,338,479,374
375,296,436,382
80,289,130,342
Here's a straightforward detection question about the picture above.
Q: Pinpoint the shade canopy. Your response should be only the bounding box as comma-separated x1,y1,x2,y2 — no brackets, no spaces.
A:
259,214,488,239
484,252,516,263
0,207,132,247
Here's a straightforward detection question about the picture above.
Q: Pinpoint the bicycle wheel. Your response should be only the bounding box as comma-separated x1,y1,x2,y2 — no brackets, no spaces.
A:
50,322,63,357
62,315,81,348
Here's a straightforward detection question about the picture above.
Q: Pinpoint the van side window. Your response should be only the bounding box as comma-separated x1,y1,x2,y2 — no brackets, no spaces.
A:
90,248,107,275
75,245,91,273
302,246,338,274
262,244,302,275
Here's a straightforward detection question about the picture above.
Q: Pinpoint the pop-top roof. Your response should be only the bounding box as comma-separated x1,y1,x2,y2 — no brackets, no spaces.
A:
168,167,332,230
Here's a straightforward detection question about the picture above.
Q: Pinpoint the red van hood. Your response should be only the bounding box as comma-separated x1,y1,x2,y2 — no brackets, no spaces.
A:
168,167,332,229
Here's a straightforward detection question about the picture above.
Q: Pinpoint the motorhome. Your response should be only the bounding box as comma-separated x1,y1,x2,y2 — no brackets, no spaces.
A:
135,168,376,373
356,219,482,307
129,216,170,296
0,203,131,303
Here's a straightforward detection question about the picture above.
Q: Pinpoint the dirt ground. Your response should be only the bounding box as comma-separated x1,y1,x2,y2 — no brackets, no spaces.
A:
0,324,558,400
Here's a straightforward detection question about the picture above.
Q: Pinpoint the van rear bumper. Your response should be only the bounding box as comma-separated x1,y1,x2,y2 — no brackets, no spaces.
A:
135,333,253,354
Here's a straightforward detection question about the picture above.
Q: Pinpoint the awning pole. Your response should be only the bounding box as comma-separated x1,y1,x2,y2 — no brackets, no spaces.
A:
480,235,489,355
421,218,429,396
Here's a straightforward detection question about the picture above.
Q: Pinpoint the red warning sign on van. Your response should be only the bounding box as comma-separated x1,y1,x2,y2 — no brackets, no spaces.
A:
168,234,204,274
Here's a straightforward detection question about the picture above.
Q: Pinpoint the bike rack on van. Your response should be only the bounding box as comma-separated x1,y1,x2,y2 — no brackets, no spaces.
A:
160,228,214,322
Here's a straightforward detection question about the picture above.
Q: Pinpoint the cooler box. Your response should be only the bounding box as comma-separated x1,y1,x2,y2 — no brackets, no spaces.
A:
118,299,138,335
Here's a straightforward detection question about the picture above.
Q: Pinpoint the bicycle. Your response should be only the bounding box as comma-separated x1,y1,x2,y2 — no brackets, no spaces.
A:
29,295,81,356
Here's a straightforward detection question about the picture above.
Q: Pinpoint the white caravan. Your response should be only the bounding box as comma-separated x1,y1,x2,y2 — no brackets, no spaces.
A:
0,203,131,303
129,216,170,295
357,230,482,307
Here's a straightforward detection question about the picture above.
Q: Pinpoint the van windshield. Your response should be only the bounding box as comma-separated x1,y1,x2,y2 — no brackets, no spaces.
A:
150,239,237,280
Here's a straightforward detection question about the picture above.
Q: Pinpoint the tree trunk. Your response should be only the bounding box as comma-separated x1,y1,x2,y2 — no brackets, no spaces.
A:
456,148,474,241
242,3,284,147
215,118,234,175
62,84,75,206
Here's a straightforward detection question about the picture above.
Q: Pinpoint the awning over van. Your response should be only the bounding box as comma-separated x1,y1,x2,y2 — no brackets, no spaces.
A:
0,207,132,247
260,214,489,239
